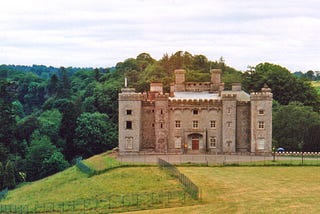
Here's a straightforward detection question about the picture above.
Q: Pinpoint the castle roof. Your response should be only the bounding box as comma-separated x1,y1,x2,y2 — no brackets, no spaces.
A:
169,92,220,100
169,90,250,102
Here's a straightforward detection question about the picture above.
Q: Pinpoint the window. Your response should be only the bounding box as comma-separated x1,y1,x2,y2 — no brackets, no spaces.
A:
227,107,231,114
126,109,132,115
258,138,265,150
258,109,264,115
160,109,163,114
210,120,216,128
258,121,265,129
193,120,199,129
193,109,198,115
209,137,217,148
227,121,232,127
160,123,163,128
125,137,133,150
126,121,132,129
174,137,182,149
175,120,181,128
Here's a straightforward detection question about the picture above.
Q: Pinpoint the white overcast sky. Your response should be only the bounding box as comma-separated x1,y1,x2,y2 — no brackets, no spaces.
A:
1,0,320,72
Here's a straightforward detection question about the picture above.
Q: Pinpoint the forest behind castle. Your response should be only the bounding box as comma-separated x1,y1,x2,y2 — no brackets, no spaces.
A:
1,51,320,189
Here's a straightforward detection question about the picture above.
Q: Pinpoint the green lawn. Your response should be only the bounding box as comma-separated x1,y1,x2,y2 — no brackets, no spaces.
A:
133,167,320,214
2,153,320,213
1,166,183,205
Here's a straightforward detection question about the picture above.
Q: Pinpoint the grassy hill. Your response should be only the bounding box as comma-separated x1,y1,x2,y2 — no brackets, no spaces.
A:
1,153,320,213
0,153,188,212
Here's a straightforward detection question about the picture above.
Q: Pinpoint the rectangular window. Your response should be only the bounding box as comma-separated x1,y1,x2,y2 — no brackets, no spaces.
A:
126,121,132,129
125,137,133,150
126,109,132,115
193,120,199,129
209,137,217,148
258,109,264,115
210,120,216,128
258,121,265,129
227,121,232,127
258,138,265,150
193,109,198,115
175,120,181,128
174,137,182,149
160,123,163,129
227,107,231,114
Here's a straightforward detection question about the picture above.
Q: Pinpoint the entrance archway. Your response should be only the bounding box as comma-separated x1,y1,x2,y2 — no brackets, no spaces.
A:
187,133,203,151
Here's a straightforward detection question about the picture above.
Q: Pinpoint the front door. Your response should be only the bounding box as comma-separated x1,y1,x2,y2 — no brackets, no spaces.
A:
192,138,199,150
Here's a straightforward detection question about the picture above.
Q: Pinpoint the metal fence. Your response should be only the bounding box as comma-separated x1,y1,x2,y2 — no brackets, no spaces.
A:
0,188,8,201
158,158,200,200
118,153,320,166
0,190,194,213
75,158,95,176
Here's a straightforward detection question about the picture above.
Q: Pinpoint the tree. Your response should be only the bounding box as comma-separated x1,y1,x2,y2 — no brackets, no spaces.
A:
0,80,17,154
273,102,320,151
75,112,117,158
3,161,16,189
0,162,4,189
38,109,62,146
57,67,71,98
47,74,58,96
25,132,68,181
242,63,320,111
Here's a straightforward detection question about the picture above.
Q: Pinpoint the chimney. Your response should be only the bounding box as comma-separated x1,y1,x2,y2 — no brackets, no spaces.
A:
174,69,186,92
232,83,242,91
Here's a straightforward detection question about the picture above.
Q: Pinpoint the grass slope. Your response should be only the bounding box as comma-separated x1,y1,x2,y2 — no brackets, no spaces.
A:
1,155,183,205
133,167,320,214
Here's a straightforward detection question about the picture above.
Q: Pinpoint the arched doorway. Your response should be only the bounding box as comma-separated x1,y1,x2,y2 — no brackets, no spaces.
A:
188,133,203,151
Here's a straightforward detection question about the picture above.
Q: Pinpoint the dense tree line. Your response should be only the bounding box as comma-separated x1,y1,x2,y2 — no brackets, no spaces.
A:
1,51,320,190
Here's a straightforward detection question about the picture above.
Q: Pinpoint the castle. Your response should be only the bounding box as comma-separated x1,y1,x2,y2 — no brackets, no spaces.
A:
118,69,272,155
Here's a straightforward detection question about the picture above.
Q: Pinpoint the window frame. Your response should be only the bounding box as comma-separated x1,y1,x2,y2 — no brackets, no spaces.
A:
175,120,181,128
126,121,132,129
192,120,199,129
210,120,216,128
258,121,265,129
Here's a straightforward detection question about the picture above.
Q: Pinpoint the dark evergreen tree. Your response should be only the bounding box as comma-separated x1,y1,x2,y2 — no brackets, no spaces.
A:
3,161,16,189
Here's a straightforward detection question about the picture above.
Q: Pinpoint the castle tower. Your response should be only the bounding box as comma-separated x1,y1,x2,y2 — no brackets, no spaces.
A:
250,85,273,154
154,94,169,153
174,69,186,92
221,94,237,153
118,88,142,154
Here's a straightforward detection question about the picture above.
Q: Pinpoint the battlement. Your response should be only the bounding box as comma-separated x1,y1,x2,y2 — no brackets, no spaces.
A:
119,92,143,101
169,99,221,106
250,92,273,100
222,93,237,100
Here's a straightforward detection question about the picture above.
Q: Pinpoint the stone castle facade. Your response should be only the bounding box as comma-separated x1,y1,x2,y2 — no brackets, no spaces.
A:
118,69,272,155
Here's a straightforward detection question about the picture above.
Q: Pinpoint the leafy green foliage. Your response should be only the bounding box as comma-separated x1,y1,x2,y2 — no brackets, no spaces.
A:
243,63,320,111
25,132,68,181
75,112,117,158
273,102,320,151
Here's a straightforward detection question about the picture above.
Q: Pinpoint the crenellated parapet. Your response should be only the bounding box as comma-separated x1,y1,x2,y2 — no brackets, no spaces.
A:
119,93,143,101
221,93,237,101
169,99,221,106
250,92,273,101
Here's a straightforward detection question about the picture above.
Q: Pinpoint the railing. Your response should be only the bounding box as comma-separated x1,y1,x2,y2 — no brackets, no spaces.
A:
75,158,95,176
0,188,8,201
158,158,200,200
0,190,193,213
